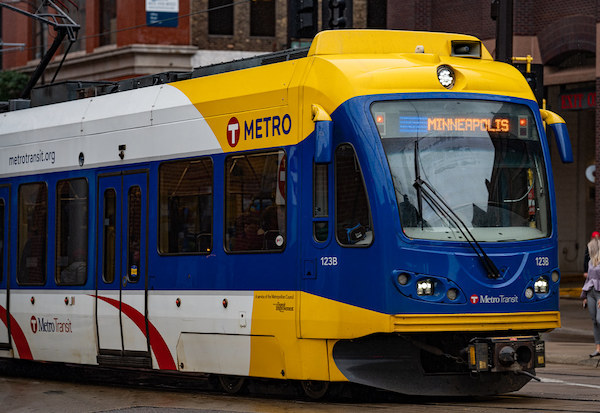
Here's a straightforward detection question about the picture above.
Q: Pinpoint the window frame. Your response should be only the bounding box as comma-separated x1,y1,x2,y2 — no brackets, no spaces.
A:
55,177,89,286
334,143,374,248
224,148,287,254
17,181,48,286
158,157,214,256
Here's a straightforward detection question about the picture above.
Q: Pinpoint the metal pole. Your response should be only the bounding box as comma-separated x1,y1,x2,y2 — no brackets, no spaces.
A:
492,0,513,63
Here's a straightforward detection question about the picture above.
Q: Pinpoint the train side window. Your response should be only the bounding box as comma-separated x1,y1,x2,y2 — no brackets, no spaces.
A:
128,186,141,282
335,144,373,247
103,188,116,284
17,182,48,285
0,199,4,282
313,163,329,242
159,158,213,254
56,179,88,286
225,150,287,252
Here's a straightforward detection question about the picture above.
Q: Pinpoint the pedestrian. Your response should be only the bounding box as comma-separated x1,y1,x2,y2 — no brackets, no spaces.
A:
581,236,600,357
583,231,600,278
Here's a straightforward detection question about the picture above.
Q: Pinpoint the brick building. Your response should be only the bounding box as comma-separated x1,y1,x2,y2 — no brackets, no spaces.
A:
0,0,596,274
0,1,196,81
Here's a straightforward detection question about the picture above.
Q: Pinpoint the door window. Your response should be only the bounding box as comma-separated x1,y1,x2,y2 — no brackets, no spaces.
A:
102,188,116,284
127,186,141,282
335,144,373,246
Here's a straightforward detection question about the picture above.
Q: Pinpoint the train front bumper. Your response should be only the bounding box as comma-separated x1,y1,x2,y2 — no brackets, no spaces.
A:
331,333,545,396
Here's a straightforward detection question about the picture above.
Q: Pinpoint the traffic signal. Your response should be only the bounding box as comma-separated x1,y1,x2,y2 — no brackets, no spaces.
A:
288,0,318,40
324,0,352,29
514,63,544,105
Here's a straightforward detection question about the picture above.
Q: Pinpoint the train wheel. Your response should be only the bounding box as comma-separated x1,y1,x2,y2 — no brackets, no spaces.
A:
300,380,329,400
217,375,247,394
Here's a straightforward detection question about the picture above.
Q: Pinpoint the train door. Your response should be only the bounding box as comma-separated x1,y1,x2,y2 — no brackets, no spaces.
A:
96,171,150,367
0,186,9,350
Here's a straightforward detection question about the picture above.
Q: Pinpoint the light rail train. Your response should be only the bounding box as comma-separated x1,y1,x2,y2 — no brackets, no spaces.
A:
0,30,573,397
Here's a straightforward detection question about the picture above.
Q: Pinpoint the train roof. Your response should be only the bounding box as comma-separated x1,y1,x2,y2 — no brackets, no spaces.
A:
1,29,534,113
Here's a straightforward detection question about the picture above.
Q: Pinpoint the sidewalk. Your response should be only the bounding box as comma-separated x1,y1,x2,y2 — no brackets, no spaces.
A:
545,342,600,367
543,295,600,367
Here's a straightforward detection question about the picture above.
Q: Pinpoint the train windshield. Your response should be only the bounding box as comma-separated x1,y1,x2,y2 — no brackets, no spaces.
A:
371,99,550,242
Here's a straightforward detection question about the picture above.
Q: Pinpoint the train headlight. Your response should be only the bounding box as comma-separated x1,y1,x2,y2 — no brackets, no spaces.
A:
551,270,560,283
437,65,455,89
525,287,534,299
397,273,410,285
447,288,458,301
416,279,434,296
534,277,549,294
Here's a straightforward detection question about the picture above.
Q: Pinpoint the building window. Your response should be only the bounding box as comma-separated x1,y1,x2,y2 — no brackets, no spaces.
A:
225,150,286,252
18,182,47,285
56,179,88,285
209,0,234,35
250,0,275,37
367,0,387,29
335,144,373,246
99,0,117,46
159,158,213,254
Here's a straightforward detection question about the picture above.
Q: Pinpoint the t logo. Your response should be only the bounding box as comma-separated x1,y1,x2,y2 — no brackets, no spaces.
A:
227,117,240,148
470,295,479,304
30,316,38,334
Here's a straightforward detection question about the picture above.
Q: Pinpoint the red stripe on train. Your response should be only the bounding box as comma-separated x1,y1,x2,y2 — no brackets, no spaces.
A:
0,305,33,360
95,295,177,370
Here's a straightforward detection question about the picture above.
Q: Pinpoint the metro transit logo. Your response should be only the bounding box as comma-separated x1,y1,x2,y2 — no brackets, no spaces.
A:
227,117,241,148
226,114,292,148
29,315,72,334
470,294,519,304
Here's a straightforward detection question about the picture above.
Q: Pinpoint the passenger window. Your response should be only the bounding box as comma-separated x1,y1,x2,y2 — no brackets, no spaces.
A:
313,163,329,242
103,188,116,284
159,158,213,254
225,150,286,252
56,179,88,285
128,186,141,282
335,144,373,246
18,182,48,285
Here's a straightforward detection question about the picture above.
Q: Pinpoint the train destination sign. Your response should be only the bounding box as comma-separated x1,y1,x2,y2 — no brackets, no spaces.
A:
397,116,511,134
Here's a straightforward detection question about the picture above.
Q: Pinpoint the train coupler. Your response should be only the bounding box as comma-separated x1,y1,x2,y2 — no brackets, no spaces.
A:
467,335,545,373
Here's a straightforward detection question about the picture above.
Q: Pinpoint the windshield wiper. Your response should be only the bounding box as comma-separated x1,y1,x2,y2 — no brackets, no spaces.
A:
413,141,501,279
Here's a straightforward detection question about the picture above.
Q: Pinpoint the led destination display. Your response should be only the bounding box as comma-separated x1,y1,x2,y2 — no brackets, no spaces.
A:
397,116,511,134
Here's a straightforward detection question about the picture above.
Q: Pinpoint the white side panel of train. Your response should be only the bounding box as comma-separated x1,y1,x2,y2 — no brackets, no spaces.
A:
96,291,121,351
0,84,222,178
121,291,147,352
10,291,97,364
148,291,254,375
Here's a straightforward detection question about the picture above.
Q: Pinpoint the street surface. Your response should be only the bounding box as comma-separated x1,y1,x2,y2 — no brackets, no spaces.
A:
1,298,599,413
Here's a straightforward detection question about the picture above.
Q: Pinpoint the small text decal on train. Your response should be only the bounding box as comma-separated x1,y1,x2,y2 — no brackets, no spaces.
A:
30,315,73,334
470,294,519,304
227,114,292,147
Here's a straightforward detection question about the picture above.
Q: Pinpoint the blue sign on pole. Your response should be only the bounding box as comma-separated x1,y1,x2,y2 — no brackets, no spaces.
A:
146,0,179,28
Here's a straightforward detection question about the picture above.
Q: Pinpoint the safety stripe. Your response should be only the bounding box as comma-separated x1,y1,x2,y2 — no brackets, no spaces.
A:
95,295,177,370
0,305,33,360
